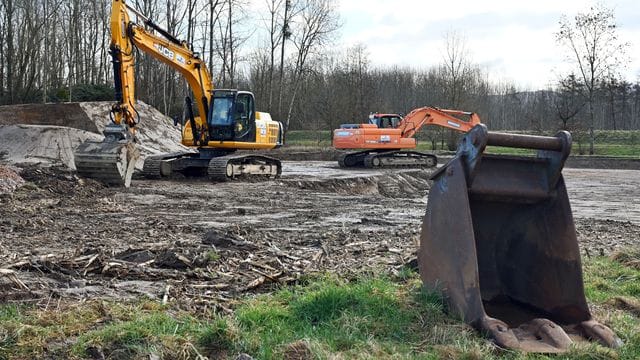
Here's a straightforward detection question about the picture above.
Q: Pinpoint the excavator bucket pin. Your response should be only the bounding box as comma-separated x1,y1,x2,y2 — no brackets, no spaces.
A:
419,124,622,353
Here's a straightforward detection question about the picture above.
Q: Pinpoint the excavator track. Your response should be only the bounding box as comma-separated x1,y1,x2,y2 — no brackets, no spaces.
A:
338,151,370,168
142,155,164,179
339,150,437,169
74,139,139,187
207,154,281,182
364,151,437,168
141,151,196,179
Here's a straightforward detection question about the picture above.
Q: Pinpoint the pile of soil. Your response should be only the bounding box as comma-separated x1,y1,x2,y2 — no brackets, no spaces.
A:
0,165,24,194
0,101,188,170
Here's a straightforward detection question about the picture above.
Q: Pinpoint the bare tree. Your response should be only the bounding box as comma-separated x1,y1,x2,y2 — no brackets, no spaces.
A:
0,1,4,102
262,0,286,109
441,31,474,149
556,4,629,154
442,31,473,108
345,44,371,119
554,74,585,130
208,0,223,75
212,0,248,87
3,0,14,103
276,0,294,117
284,0,339,130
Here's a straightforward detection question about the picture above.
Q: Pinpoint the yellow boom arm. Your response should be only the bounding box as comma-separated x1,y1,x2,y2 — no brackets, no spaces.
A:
110,0,213,139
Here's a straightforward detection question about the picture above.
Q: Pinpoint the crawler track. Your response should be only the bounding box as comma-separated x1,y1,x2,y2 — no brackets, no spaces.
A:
208,154,282,181
339,150,437,168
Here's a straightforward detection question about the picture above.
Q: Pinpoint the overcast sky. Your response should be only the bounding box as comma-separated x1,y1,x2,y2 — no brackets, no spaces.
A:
337,0,640,89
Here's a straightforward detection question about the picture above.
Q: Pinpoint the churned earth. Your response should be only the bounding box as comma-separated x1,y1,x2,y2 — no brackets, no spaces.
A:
0,100,638,313
1,161,638,312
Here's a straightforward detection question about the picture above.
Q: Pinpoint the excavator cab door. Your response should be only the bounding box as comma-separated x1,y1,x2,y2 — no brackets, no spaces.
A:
233,92,256,142
208,90,256,143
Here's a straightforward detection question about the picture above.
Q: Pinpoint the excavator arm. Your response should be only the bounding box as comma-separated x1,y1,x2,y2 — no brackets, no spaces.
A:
110,0,213,141
75,0,215,187
398,107,481,138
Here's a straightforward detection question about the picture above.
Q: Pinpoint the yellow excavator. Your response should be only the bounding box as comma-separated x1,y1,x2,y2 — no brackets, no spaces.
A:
74,0,283,187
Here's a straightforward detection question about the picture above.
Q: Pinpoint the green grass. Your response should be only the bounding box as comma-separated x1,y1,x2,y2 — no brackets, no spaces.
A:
234,275,472,359
286,129,640,157
286,130,333,147
583,258,640,302
0,253,639,359
205,250,221,262
582,252,640,360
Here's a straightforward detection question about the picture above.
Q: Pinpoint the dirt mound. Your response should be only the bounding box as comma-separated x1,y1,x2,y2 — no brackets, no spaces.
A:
0,102,98,132
0,125,101,169
0,101,188,170
0,165,24,194
18,165,105,196
285,170,432,198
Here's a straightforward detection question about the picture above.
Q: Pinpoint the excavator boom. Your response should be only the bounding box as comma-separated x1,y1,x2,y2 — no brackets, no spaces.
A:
399,107,480,138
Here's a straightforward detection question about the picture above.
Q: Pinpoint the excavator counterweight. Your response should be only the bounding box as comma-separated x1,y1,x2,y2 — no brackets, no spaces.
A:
419,124,621,352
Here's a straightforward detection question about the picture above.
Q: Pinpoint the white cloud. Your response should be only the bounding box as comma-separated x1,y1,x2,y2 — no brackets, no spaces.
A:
338,0,640,88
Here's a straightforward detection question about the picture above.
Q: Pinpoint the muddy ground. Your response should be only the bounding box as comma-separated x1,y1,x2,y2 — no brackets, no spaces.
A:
1,162,639,313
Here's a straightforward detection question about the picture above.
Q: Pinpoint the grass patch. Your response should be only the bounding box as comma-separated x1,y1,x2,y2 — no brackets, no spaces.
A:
286,130,333,147
233,274,490,359
0,301,226,360
583,251,640,302
1,257,639,359
205,250,221,263
582,249,640,359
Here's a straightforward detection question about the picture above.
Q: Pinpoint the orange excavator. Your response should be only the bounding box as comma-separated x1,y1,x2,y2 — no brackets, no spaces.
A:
332,107,481,168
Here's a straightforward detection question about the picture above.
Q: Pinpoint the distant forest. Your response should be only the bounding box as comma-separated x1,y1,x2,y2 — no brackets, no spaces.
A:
0,0,638,137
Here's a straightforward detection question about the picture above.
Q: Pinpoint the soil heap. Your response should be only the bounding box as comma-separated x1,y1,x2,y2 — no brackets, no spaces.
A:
0,101,188,170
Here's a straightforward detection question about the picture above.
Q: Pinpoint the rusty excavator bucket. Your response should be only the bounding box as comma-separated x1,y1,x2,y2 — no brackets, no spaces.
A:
419,124,622,353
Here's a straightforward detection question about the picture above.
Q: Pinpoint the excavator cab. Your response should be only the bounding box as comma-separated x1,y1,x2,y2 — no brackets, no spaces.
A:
367,114,402,129
209,90,256,142
419,124,621,352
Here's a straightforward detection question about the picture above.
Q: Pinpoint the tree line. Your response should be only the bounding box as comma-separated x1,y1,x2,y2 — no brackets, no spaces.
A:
0,0,637,139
